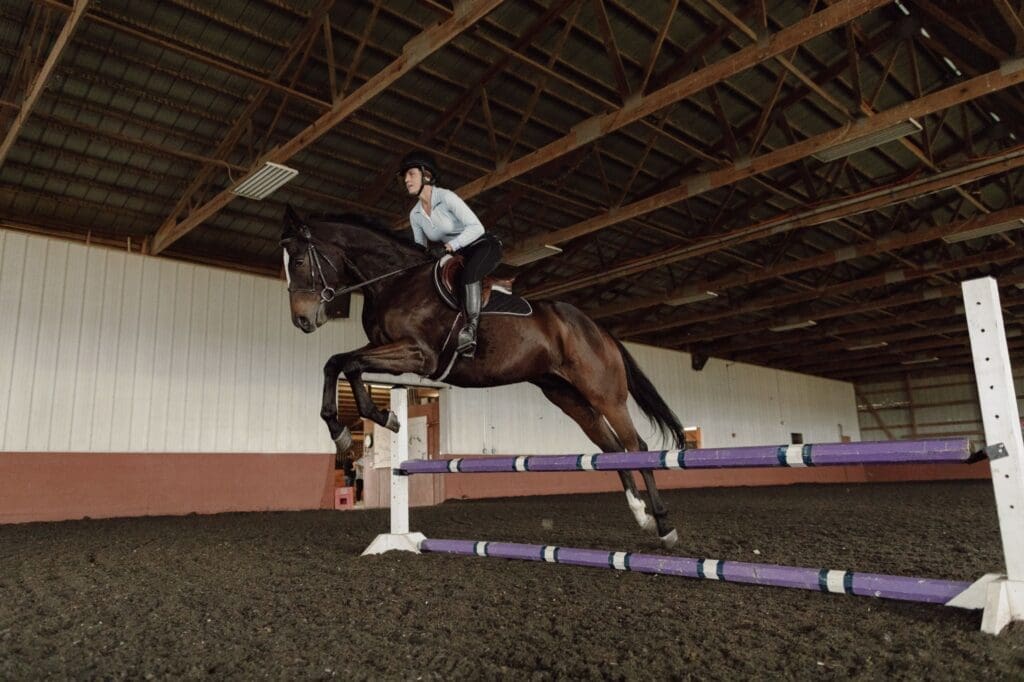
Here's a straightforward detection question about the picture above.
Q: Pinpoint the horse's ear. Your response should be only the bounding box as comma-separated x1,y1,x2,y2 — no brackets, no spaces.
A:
282,204,302,239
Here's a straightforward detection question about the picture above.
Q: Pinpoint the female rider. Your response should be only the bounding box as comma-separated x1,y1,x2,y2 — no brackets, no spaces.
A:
399,150,502,357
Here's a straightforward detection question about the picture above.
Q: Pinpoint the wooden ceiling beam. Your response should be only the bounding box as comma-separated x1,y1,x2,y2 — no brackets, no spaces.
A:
341,0,381,98
910,2,1024,126
356,0,577,208
588,203,1024,320
502,1,582,163
37,0,327,110
590,0,630,102
618,245,1023,338
992,0,1024,54
838,17,997,231
712,305,964,356
508,59,1024,261
742,321,969,366
640,0,678,94
527,143,1024,302
665,269,1024,349
704,0,851,119
456,0,886,202
833,338,1024,381
149,0,507,255
783,330,978,373
153,0,336,246
0,0,89,168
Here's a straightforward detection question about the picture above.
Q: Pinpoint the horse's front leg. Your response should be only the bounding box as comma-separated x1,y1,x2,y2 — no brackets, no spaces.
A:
323,340,437,453
321,349,359,454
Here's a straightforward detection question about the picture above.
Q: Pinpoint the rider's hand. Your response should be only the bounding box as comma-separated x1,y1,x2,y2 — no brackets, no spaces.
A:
444,243,455,254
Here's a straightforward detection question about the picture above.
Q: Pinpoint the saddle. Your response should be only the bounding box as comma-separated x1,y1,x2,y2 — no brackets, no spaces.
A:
432,255,532,317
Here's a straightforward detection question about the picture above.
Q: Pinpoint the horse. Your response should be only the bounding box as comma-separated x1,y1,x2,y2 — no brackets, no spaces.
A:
280,206,686,547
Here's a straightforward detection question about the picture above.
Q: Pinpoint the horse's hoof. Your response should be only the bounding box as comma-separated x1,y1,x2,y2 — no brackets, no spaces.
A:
384,410,401,433
660,529,678,549
333,427,352,454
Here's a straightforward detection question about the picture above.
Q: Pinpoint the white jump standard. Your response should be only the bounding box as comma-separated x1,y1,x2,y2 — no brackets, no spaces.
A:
364,277,1024,635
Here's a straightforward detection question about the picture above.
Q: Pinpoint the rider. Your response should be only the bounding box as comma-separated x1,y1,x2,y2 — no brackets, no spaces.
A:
399,150,502,357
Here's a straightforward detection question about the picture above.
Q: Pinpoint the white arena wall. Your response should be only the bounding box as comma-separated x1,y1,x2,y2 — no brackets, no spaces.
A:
443,347,860,456
4,229,979,522
0,230,361,454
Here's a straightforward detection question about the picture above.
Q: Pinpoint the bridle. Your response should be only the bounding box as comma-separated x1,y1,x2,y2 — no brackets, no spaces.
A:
281,223,424,303
281,228,343,303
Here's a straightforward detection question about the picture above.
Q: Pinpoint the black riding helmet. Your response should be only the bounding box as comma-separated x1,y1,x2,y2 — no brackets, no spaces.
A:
398,150,440,190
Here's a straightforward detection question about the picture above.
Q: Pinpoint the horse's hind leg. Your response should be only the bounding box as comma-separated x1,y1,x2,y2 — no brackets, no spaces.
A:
599,407,678,548
637,439,676,548
533,379,658,536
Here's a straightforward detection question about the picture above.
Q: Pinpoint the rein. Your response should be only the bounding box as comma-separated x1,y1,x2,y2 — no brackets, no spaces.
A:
282,231,423,303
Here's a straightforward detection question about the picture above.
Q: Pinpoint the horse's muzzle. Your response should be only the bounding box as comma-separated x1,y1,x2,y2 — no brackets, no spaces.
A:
294,315,317,333
292,302,327,333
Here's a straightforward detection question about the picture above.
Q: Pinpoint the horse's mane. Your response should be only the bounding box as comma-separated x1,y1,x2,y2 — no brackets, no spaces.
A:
307,211,425,257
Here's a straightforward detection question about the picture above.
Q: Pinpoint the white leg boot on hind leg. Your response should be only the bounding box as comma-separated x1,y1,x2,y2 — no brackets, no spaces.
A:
625,489,656,533
660,529,678,548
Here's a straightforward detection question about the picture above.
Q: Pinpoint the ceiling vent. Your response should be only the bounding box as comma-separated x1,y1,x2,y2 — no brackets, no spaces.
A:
231,162,299,200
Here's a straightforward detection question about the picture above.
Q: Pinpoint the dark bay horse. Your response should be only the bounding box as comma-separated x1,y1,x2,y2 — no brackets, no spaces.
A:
280,207,685,547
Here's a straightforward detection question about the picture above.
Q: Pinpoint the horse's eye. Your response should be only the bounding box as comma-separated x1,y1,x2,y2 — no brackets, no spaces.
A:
294,258,304,266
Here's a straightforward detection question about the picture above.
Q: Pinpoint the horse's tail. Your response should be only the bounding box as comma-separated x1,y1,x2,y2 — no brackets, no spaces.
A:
614,338,686,449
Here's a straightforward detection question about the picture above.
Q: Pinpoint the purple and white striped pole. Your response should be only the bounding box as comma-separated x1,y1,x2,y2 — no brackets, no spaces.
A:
400,438,977,475
420,538,986,607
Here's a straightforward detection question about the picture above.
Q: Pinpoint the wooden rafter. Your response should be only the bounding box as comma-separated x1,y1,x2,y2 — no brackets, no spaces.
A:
585,204,1024,320
502,0,582,162
992,0,1024,54
323,16,337,101
704,0,850,119
152,0,336,239
667,269,1024,349
619,246,1022,338
590,0,630,101
341,0,382,98
0,0,89,168
457,0,886,202
526,134,1024,302
717,306,967,357
640,0,678,94
508,61,1024,260
704,78,739,159
478,87,499,162
257,26,323,158
358,0,577,210
150,0,507,255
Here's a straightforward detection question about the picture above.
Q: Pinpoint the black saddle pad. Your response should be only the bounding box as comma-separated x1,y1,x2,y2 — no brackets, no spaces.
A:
482,287,532,317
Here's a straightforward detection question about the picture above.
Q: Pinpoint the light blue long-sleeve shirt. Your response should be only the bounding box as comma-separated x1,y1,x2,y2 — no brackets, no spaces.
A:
409,187,485,251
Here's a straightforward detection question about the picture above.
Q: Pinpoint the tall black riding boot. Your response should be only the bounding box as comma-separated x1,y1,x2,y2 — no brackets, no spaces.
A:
456,280,482,357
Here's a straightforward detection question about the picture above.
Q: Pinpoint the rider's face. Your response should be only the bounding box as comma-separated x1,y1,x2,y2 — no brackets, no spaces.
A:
404,168,422,195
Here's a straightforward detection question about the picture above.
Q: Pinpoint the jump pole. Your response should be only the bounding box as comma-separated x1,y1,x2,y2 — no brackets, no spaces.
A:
363,277,1023,634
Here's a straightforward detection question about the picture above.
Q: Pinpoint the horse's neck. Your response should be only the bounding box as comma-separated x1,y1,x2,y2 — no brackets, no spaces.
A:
359,268,432,340
328,231,421,282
